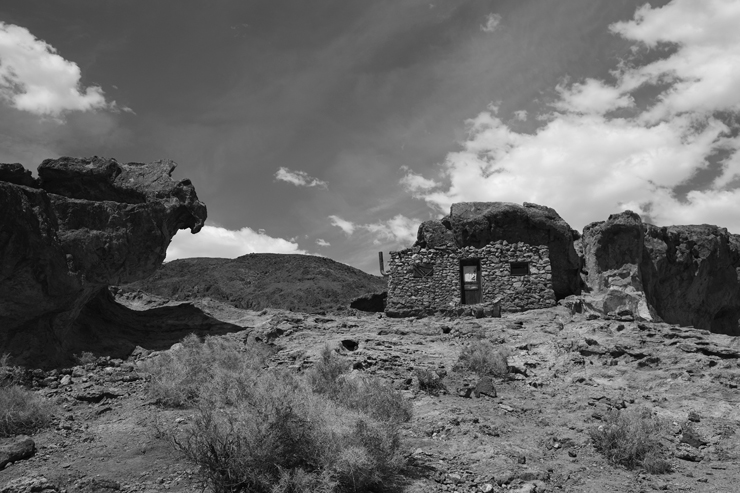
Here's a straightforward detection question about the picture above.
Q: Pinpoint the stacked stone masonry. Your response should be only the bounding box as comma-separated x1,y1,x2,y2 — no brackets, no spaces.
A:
387,241,556,313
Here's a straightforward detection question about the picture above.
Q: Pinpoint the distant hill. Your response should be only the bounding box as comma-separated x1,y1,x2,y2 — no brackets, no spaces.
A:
119,253,387,313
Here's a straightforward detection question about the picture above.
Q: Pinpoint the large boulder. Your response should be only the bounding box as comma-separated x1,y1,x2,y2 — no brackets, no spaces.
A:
0,157,207,366
580,211,658,321
415,202,582,299
642,224,740,335
580,210,740,334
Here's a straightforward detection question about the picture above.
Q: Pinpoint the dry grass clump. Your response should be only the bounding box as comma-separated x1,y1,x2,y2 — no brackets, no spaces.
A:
146,338,411,492
453,340,510,377
308,346,413,424
589,407,672,474
414,368,445,396
0,354,54,437
140,334,267,408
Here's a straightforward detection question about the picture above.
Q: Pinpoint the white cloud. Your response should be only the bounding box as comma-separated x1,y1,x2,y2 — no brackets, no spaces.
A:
554,79,634,114
165,225,306,261
315,238,330,247
362,214,419,246
329,215,356,235
275,167,328,188
0,22,118,117
403,0,740,234
513,110,528,121
329,214,418,246
481,13,502,33
400,166,439,193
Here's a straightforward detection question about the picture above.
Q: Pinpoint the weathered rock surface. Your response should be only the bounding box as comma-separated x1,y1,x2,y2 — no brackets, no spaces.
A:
642,224,740,335
415,202,581,300
0,436,35,469
580,211,658,322
0,157,207,366
581,210,740,334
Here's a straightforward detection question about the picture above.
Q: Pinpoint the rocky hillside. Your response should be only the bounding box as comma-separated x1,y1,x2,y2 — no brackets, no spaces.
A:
120,253,387,313
4,304,740,492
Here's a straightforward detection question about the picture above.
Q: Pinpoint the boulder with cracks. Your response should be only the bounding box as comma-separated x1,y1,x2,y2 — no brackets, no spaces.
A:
580,210,740,334
0,157,207,366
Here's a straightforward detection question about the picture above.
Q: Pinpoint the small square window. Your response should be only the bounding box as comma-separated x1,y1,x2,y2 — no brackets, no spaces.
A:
510,262,529,276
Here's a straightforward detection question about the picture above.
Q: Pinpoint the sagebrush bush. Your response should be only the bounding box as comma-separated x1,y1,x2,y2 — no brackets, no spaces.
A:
453,340,510,377
149,337,410,492
589,407,672,474
140,334,267,407
0,385,54,437
414,368,445,396
308,346,412,424
74,351,97,366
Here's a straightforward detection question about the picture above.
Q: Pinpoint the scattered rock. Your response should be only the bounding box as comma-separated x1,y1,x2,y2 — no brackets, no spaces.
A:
73,386,124,403
0,436,35,469
0,475,59,493
473,376,497,398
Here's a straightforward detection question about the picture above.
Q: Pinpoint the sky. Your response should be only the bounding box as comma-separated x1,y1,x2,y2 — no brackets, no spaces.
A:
2,0,740,274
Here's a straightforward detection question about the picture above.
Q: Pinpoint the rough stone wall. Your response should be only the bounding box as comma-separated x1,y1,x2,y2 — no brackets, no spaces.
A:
387,241,555,314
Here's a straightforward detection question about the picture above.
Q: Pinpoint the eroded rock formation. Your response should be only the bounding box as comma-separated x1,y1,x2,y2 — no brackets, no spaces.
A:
580,211,740,335
0,157,207,366
415,202,582,300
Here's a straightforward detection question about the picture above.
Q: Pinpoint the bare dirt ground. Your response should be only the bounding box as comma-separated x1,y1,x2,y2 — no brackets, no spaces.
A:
3,300,740,492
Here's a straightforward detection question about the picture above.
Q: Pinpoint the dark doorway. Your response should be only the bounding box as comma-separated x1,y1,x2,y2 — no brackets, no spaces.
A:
460,259,482,305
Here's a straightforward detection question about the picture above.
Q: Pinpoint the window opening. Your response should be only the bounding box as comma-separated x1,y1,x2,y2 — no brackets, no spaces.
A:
510,261,529,276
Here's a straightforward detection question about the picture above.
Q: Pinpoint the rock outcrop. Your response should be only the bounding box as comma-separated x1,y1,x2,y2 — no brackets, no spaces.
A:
642,224,740,335
0,157,207,366
415,202,582,300
580,211,740,334
580,211,657,321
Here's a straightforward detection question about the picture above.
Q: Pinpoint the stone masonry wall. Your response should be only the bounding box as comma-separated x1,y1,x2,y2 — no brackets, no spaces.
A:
387,241,555,313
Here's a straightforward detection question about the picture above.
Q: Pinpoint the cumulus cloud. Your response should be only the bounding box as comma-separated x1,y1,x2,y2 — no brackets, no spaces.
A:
165,225,306,261
316,238,331,247
329,214,418,246
0,22,119,118
402,0,740,234
275,167,328,188
481,13,502,33
329,215,356,235
400,166,439,193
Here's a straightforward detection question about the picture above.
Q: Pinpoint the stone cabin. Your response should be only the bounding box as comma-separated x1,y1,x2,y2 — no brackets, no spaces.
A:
384,202,581,317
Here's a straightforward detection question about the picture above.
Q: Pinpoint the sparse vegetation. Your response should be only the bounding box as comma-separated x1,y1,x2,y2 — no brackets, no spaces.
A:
139,334,268,408
415,368,445,396
0,354,54,437
308,346,413,424
589,407,672,474
453,340,510,377
145,338,411,492
74,351,97,366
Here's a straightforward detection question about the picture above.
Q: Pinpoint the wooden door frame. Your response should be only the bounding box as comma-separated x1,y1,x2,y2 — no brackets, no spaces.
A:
459,258,482,305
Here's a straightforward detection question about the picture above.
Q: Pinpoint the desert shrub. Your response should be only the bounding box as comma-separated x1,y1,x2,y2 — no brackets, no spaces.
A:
307,346,412,424
589,407,672,474
172,370,405,493
453,340,510,377
307,346,352,396
414,368,445,396
140,334,267,408
0,385,54,437
74,351,97,366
